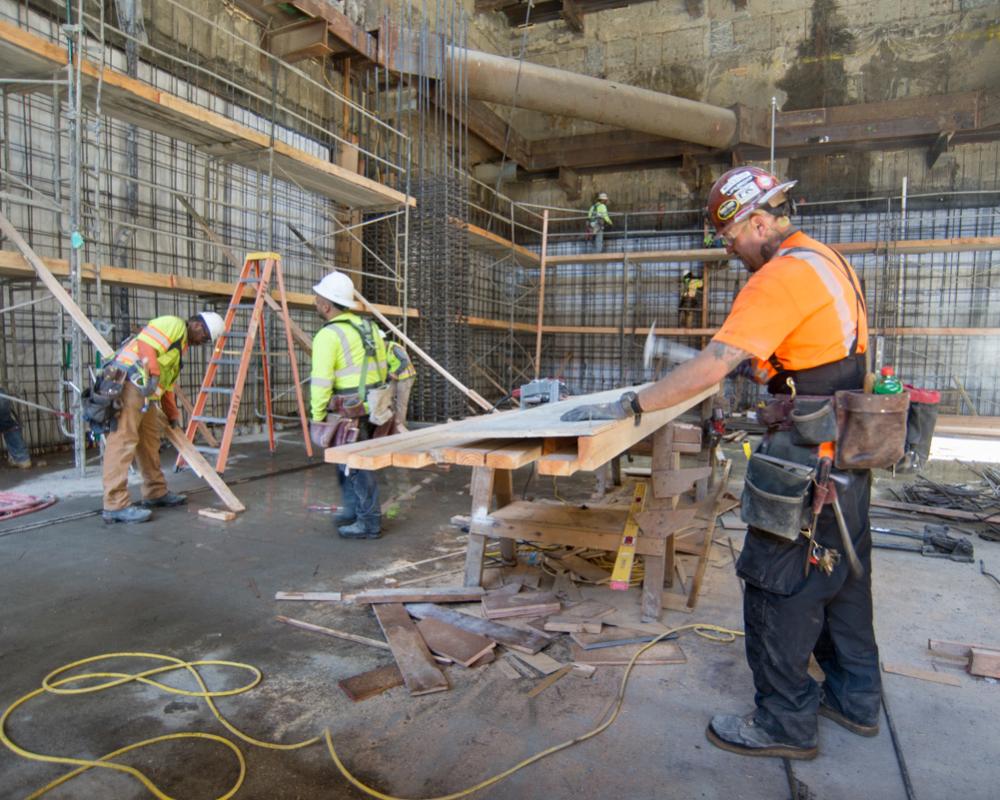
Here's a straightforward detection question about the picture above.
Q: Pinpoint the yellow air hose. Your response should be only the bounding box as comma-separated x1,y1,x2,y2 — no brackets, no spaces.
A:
2,625,742,800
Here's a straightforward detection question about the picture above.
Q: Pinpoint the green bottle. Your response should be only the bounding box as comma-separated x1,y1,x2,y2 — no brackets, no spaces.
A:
874,365,904,394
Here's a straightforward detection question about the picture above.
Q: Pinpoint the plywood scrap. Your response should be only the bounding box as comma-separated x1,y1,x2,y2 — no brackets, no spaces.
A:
543,617,603,634
571,641,686,666
510,650,566,676
881,661,962,687
339,663,404,702
277,615,388,650
564,600,616,620
406,603,550,654
969,649,1000,679
482,590,561,620
347,586,485,605
570,626,669,650
415,617,496,667
527,664,573,698
199,508,237,522
373,604,449,696
496,658,523,680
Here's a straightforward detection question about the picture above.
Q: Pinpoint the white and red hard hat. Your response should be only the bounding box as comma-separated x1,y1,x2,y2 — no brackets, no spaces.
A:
706,166,796,234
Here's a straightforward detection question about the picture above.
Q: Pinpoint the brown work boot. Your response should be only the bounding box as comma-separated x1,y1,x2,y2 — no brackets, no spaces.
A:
818,700,879,737
706,714,818,760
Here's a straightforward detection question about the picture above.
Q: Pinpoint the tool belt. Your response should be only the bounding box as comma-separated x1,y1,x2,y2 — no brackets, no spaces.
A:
325,393,395,447
82,366,128,436
758,388,910,470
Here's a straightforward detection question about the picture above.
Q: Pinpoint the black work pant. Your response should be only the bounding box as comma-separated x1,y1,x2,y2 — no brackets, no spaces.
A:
736,467,880,746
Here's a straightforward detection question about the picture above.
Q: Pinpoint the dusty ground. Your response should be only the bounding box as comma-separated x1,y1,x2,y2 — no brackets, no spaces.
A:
1,432,998,800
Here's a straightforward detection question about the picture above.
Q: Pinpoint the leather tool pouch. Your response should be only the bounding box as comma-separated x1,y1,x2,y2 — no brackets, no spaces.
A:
740,453,815,541
741,452,815,541
790,398,838,445
834,390,910,469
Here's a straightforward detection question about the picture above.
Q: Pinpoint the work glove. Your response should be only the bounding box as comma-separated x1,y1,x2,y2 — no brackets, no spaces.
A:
310,419,338,449
169,418,183,430
137,374,159,398
560,391,640,423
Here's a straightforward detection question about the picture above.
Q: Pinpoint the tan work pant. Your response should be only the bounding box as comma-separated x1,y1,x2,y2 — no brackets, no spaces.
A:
102,382,168,510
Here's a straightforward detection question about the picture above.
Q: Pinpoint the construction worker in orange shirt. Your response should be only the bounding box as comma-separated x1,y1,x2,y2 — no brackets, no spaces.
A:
563,166,881,761
100,312,223,524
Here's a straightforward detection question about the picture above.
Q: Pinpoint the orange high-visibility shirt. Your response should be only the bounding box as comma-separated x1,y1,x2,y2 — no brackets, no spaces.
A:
712,230,868,383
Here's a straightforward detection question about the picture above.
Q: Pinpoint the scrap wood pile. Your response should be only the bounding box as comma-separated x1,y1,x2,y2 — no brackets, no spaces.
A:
275,576,689,702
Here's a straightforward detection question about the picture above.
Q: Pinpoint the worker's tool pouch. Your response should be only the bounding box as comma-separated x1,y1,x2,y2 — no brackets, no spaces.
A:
741,452,815,541
365,384,394,426
82,367,127,435
790,398,838,446
834,390,910,469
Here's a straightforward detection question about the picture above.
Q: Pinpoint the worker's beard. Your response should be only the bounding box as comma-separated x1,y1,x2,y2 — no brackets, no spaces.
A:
743,226,797,273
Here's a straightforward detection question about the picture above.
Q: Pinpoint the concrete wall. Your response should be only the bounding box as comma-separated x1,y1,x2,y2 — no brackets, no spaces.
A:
476,0,1000,203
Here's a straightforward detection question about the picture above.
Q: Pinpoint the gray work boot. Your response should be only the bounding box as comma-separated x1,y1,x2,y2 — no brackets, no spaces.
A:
706,714,818,760
337,520,381,540
140,491,188,508
102,506,153,524
334,509,356,526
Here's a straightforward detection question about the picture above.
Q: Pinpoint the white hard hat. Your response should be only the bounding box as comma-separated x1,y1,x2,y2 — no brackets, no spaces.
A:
597,192,609,201
198,311,225,341
312,271,356,308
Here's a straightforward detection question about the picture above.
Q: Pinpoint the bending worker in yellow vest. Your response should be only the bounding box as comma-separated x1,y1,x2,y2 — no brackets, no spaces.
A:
101,312,223,524
308,271,415,540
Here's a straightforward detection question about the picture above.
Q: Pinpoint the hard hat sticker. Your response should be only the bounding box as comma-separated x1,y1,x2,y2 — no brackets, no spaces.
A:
717,199,739,220
721,170,753,195
735,182,762,203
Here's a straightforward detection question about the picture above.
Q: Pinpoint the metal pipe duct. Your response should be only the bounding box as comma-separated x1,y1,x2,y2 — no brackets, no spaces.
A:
455,48,738,150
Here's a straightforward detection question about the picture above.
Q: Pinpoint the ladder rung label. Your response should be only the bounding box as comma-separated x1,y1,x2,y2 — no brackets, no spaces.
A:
203,387,233,394
211,357,242,365
192,415,228,425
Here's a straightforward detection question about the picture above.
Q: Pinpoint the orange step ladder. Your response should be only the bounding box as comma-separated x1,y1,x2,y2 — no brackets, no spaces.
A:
179,252,312,473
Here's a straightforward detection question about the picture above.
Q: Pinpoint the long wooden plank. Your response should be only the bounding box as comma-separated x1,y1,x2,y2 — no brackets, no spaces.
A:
927,639,1000,659
0,250,416,321
485,440,544,469
571,641,686,666
872,499,1000,524
415,617,496,667
405,603,550,654
276,615,389,651
373,603,449,696
482,590,561,620
882,661,962,687
471,515,670,557
339,663,404,702
0,210,246,512
347,587,485,604
276,592,344,602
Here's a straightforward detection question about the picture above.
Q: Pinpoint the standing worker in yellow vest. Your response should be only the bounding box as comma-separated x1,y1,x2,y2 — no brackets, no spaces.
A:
308,271,414,540
101,312,223,524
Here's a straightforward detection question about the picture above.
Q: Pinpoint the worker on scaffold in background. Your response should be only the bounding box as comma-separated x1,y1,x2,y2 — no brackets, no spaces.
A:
587,191,613,252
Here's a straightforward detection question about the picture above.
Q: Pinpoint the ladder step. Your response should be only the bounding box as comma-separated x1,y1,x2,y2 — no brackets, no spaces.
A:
194,445,221,454
211,357,243,365
228,303,259,309
221,331,249,338
192,415,229,425
239,277,261,284
202,387,233,394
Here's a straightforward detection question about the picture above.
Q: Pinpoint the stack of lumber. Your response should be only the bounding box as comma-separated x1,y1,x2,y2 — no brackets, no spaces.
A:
324,384,718,477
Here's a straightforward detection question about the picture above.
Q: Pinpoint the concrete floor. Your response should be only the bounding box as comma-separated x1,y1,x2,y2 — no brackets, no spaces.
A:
1,436,998,799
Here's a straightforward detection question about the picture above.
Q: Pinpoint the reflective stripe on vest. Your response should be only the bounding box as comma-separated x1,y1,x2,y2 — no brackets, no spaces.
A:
777,246,857,358
326,323,388,381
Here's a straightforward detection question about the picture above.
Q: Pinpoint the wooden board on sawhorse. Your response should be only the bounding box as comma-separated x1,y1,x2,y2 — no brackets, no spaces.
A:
179,252,311,473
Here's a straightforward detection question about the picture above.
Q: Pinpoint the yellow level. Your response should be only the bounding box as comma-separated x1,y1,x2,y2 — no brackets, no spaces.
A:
610,481,648,591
